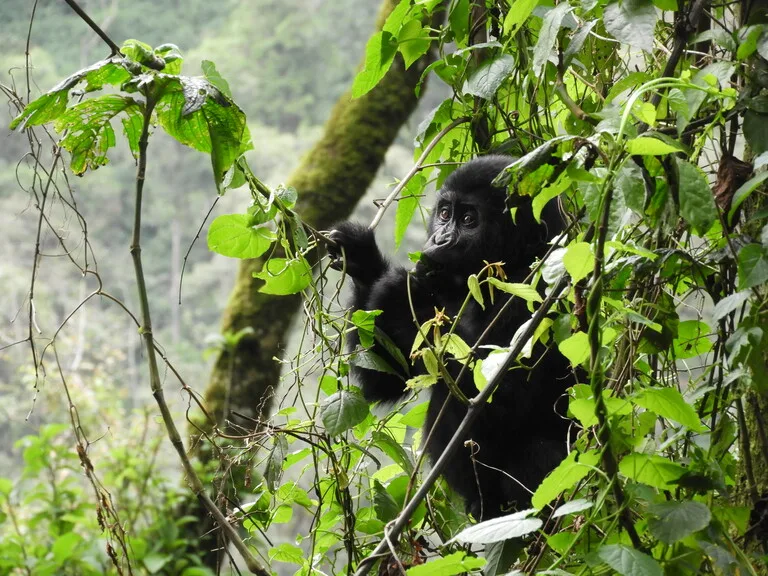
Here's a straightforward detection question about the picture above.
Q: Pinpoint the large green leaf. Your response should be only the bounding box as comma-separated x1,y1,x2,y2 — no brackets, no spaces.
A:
351,31,398,98
563,242,594,283
598,545,663,576
9,56,132,131
462,55,515,99
253,257,312,295
737,243,768,290
406,551,485,576
207,214,276,259
533,4,572,76
677,159,717,235
320,390,370,436
619,453,685,489
648,500,711,543
632,387,704,431
604,0,658,53
531,450,600,509
503,0,541,34
54,95,142,174
155,75,251,190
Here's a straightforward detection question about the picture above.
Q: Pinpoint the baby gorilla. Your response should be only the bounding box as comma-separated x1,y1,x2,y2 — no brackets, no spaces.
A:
329,155,576,519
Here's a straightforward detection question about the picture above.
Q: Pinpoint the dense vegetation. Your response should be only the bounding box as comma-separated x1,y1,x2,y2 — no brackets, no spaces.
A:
2,0,768,575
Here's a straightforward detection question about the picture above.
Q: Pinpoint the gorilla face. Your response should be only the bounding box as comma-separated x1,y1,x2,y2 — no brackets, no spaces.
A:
422,186,506,273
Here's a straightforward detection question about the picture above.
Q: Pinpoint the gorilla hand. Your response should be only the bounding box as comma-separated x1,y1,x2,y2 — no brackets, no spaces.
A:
327,221,388,286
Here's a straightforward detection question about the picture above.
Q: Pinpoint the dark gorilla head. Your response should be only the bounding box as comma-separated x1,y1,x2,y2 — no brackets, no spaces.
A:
421,155,562,276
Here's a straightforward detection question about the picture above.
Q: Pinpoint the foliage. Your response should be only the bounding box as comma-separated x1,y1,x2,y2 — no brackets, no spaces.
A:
0,421,214,575
5,0,768,574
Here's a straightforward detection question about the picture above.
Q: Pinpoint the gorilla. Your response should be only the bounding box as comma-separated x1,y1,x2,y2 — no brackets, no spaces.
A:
328,155,576,519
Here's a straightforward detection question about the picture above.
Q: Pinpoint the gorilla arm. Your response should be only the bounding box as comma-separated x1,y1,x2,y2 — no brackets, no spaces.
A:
328,221,431,403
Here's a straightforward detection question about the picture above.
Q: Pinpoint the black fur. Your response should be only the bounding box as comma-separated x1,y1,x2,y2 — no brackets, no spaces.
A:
329,156,576,519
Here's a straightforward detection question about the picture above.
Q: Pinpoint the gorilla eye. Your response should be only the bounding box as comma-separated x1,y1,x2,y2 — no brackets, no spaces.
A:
438,207,451,221
462,212,476,225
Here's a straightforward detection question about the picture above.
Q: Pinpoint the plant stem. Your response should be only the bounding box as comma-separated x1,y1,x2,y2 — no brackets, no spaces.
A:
130,99,269,576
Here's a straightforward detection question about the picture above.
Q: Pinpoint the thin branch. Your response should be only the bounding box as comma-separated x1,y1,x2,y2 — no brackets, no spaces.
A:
354,273,570,576
129,96,269,576
368,117,470,230
63,0,121,55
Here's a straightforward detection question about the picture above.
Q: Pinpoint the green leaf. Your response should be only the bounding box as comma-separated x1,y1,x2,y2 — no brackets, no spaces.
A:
744,110,768,154
619,453,685,489
10,56,133,131
320,390,370,436
503,0,541,35
729,169,768,223
406,551,485,576
143,552,171,573
487,278,542,303
737,243,768,290
604,0,658,53
625,136,684,155
352,350,401,376
372,431,413,474
712,291,751,322
53,95,141,174
677,159,717,235
598,544,663,576
0,478,12,496
673,319,713,358
552,498,593,518
462,55,515,99
265,435,288,492
269,543,305,565
448,0,471,47
53,532,82,563
401,401,428,427
351,309,382,348
254,257,312,295
468,274,485,310
352,31,398,98
558,331,590,366
737,25,763,60
397,19,432,68
648,500,711,543
373,479,400,521
606,71,654,104
532,173,571,222
208,214,276,259
155,76,251,190
632,387,704,431
533,4,572,76
201,60,232,97
531,450,600,509
394,175,424,249
10,90,69,131
563,242,594,283
614,158,647,215
452,509,542,544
